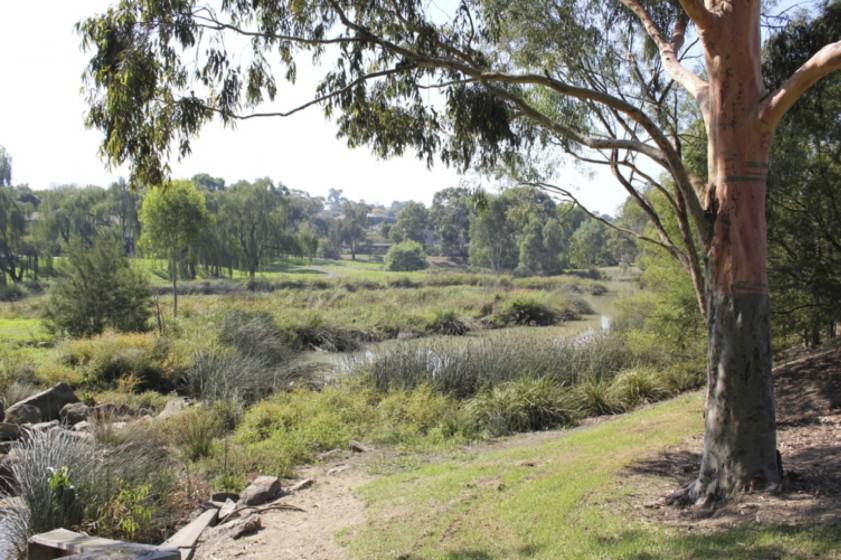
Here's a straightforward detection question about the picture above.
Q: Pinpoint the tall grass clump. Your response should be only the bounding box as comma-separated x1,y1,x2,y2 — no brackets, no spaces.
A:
184,309,317,404
466,377,578,436
7,430,104,535
0,497,29,560
5,425,181,545
347,330,635,398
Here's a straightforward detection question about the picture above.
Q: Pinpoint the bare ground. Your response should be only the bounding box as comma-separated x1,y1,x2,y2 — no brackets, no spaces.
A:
194,448,380,560
626,344,841,530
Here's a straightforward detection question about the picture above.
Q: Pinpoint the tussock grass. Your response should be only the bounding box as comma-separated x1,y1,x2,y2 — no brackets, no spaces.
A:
466,377,578,436
345,330,634,398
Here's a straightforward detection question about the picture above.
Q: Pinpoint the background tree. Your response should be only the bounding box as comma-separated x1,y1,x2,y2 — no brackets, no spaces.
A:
297,224,320,262
44,235,151,337
220,178,290,278
139,180,208,317
469,196,518,272
0,146,12,187
191,172,226,192
389,201,429,244
78,0,841,500
0,188,29,283
568,220,615,269
430,187,472,260
764,4,841,347
340,200,370,260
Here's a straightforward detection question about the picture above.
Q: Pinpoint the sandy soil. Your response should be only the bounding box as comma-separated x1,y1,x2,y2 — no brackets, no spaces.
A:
194,448,382,560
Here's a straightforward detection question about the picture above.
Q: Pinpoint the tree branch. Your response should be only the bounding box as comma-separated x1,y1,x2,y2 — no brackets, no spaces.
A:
759,40,841,130
196,66,410,119
482,84,669,166
618,0,709,105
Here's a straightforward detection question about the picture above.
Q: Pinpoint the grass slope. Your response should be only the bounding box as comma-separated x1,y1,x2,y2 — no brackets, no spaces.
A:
346,392,840,559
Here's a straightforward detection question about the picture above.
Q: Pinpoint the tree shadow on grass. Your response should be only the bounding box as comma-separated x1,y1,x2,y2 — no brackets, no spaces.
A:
602,523,841,559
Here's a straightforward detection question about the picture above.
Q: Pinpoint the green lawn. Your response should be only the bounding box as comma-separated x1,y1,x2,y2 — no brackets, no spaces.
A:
345,393,841,559
0,317,49,344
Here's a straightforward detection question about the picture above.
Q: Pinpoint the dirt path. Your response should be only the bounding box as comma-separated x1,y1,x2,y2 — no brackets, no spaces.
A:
194,451,378,560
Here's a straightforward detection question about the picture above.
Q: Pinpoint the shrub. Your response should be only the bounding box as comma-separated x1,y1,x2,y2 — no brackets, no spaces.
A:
385,241,428,271
466,377,578,436
489,298,563,327
373,384,466,444
589,283,608,296
48,332,170,391
279,313,359,352
235,385,372,475
92,390,169,416
44,236,151,337
425,310,468,336
229,382,467,477
159,406,223,461
0,283,25,302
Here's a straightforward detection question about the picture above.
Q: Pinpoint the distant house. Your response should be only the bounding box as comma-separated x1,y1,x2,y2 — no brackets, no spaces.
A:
366,212,396,227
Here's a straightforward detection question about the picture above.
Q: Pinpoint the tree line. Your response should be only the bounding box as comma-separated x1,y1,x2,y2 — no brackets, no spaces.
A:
0,167,636,288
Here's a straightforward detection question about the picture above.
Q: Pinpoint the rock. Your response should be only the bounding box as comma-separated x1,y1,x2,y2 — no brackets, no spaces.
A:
4,403,41,425
0,400,4,421
288,479,314,493
29,420,60,433
60,402,90,425
327,465,351,476
218,498,236,521
348,440,372,453
211,491,239,503
238,476,282,506
0,423,20,442
5,383,79,424
0,442,13,454
206,513,261,541
157,397,193,420
73,421,91,432
318,448,342,461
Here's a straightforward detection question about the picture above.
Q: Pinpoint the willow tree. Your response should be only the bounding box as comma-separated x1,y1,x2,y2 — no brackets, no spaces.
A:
78,0,841,501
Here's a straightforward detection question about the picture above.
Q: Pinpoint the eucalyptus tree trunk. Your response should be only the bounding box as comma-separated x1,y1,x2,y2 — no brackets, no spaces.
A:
692,4,780,500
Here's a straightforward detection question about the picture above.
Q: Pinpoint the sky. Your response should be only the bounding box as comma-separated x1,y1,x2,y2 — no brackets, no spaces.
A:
0,1,814,213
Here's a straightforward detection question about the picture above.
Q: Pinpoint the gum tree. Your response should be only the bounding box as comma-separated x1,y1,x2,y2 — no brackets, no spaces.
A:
78,0,841,501
139,179,208,317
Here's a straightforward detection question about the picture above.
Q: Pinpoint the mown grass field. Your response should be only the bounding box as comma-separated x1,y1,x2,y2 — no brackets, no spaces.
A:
344,392,841,560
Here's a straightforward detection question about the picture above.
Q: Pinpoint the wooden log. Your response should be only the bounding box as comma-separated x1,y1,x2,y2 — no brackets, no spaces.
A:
160,508,219,560
28,528,179,560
